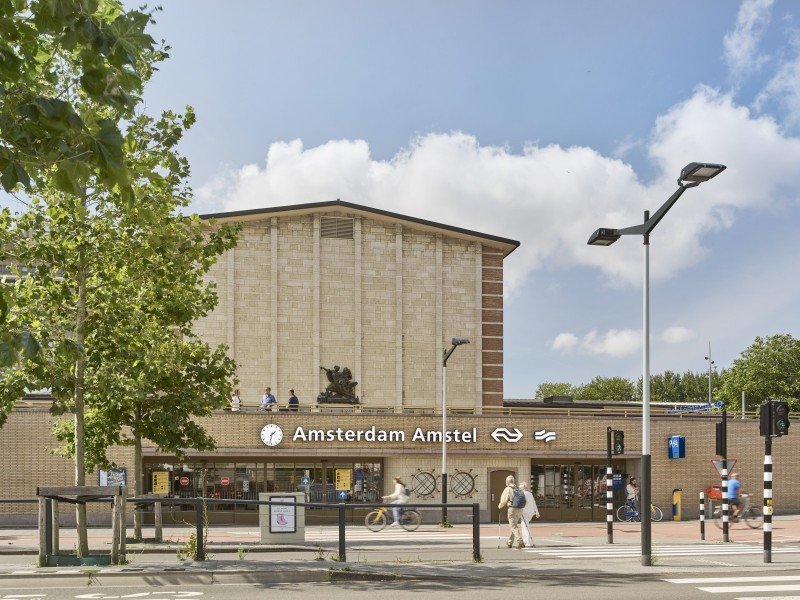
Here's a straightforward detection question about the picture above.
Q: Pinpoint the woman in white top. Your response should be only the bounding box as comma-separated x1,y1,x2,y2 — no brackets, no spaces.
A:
518,482,540,547
382,476,408,526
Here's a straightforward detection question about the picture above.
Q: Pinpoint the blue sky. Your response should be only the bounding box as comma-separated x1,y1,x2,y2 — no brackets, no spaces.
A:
129,1,800,397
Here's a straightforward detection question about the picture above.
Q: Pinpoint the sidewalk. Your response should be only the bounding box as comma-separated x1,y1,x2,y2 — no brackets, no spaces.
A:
1,518,799,585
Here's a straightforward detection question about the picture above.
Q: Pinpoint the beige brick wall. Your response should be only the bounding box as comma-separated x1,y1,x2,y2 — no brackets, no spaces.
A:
194,211,489,408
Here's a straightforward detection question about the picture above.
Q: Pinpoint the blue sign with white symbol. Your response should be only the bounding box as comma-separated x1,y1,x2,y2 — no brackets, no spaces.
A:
338,490,348,500
668,435,686,459
300,476,310,486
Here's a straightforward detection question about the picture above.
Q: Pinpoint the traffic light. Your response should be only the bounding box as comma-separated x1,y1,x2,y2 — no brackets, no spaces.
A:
715,417,727,456
773,401,791,437
613,430,624,455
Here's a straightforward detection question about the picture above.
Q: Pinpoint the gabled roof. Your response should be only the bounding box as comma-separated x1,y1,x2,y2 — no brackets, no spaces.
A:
200,199,520,257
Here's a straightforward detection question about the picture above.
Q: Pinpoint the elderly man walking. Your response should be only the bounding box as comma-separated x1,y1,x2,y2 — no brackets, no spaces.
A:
497,474,525,549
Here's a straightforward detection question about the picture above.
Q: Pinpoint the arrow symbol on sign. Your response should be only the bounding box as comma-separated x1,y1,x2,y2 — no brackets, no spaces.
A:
491,427,523,443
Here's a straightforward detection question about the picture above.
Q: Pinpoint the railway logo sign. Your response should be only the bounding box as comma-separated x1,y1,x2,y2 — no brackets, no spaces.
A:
491,427,523,443
534,429,557,443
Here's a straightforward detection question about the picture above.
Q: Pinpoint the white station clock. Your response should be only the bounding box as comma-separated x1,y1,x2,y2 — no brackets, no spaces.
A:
260,424,283,447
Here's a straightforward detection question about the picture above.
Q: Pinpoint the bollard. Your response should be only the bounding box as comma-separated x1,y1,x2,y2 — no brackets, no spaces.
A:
338,503,346,563
699,492,705,540
764,436,772,563
195,498,205,561
472,503,480,561
154,501,163,543
44,499,52,556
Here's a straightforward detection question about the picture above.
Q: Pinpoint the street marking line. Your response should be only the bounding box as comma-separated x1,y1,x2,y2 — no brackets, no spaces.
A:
667,576,800,584
699,585,800,593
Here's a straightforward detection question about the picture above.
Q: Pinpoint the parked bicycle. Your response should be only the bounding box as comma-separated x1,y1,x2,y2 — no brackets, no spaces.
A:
364,506,421,532
712,493,761,529
616,498,663,522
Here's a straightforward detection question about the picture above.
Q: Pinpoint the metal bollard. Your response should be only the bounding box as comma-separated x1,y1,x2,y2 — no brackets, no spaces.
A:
195,498,205,561
472,503,481,561
338,503,346,563
699,492,705,540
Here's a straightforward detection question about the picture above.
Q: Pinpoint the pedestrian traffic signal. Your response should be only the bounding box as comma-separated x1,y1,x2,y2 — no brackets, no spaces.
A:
613,430,624,455
772,401,791,437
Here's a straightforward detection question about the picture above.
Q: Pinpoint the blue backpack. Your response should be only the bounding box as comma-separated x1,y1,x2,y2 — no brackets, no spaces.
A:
510,487,527,508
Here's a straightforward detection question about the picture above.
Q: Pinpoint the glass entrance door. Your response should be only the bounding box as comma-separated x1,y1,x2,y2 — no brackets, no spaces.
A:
532,462,605,521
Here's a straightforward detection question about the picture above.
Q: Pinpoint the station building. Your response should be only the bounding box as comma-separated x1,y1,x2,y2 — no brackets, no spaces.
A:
0,200,795,524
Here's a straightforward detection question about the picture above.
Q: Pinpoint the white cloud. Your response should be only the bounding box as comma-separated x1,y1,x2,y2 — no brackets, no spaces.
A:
660,326,697,345
198,86,800,294
755,32,800,127
552,333,579,352
723,0,774,84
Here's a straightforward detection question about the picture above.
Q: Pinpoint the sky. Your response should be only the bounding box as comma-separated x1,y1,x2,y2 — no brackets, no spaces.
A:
115,1,800,397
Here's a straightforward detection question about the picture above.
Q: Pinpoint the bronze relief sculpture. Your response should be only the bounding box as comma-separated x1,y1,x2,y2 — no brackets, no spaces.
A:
318,365,360,404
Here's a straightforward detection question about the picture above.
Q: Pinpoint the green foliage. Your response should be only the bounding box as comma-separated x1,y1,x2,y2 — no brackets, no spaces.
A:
574,376,638,402
0,0,162,193
719,334,800,411
534,381,575,399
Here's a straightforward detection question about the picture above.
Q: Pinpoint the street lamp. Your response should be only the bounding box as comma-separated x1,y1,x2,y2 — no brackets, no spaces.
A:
441,337,470,526
705,342,716,407
588,162,726,566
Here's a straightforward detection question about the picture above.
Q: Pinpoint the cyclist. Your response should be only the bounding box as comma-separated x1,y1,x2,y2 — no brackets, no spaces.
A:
382,476,408,527
625,477,639,509
729,472,742,518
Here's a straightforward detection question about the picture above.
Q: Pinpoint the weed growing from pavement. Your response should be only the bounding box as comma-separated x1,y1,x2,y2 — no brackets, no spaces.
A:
314,544,325,561
237,545,249,560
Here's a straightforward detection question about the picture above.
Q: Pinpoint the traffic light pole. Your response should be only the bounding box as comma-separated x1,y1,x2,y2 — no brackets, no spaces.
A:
764,429,772,563
721,410,729,543
606,427,613,544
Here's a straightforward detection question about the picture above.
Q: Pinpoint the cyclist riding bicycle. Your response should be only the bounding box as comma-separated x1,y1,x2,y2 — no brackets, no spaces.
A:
729,472,742,518
382,476,408,527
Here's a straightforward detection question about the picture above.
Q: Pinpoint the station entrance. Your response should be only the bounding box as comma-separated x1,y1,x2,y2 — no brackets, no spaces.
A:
532,461,627,522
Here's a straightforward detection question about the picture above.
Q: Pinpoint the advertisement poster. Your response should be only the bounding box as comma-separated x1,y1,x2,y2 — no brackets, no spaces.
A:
269,496,296,533
99,468,127,487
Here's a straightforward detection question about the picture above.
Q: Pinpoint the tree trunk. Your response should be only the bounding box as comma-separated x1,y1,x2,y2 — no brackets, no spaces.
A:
133,405,143,539
74,262,89,557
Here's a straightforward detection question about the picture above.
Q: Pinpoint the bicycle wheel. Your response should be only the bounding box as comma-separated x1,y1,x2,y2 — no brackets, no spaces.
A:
712,504,726,529
743,506,762,529
651,505,663,522
365,510,387,532
616,505,633,522
401,510,421,532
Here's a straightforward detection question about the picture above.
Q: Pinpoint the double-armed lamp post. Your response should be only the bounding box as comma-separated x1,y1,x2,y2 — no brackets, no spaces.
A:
442,337,470,526
588,162,726,566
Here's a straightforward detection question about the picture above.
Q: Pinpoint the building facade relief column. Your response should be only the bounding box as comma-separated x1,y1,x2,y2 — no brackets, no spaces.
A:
474,243,483,414
354,217,362,397
435,234,443,409
226,247,235,358
394,223,403,409
312,214,321,400
270,217,278,390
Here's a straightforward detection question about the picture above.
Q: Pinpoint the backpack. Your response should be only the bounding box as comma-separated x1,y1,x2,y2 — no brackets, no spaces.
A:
510,487,526,509
404,487,411,498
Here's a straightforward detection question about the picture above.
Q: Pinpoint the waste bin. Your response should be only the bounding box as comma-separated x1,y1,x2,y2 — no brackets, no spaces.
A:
672,488,682,521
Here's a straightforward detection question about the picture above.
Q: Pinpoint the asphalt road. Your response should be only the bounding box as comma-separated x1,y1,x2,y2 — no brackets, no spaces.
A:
5,570,800,599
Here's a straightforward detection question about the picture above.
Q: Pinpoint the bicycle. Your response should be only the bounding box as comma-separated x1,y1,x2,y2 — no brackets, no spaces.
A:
616,498,663,522
364,505,421,532
712,493,761,529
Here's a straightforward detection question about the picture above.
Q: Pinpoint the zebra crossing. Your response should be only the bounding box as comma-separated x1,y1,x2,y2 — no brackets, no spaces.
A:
523,544,800,559
665,574,800,598
306,528,472,544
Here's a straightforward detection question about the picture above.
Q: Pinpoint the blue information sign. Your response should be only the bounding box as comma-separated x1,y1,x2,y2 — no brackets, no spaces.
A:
338,490,348,500
300,476,310,486
668,435,686,459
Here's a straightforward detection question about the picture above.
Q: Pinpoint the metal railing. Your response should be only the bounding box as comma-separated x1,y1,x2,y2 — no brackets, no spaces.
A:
128,496,481,563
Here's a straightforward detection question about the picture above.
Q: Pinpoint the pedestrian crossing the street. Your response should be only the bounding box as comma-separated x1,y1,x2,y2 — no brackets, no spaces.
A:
523,544,800,559
665,574,800,598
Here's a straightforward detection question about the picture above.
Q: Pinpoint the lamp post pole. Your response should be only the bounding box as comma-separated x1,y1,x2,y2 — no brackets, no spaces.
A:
441,338,469,527
587,162,726,567
642,210,652,566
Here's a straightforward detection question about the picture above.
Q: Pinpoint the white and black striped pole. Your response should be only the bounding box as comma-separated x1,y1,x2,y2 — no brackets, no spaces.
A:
720,410,729,543
699,491,705,540
606,426,613,544
764,431,772,563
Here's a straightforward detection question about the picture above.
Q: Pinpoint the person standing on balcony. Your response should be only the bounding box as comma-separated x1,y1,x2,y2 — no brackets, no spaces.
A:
288,389,299,412
261,387,276,411
230,389,241,412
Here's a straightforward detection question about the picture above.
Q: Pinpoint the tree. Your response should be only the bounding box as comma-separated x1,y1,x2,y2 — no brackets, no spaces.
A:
575,376,638,402
0,0,161,194
719,334,800,411
534,382,575,399
8,105,239,550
